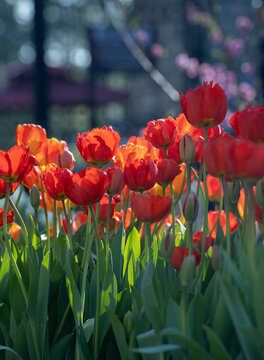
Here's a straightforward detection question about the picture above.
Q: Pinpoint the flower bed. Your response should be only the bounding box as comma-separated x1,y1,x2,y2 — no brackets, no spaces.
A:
0,82,263,359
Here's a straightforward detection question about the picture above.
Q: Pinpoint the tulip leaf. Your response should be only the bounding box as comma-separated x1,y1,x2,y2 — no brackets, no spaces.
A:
132,344,180,354
50,334,74,360
57,228,70,269
100,269,117,315
111,221,124,286
0,345,23,360
106,308,128,360
203,325,232,360
0,250,10,301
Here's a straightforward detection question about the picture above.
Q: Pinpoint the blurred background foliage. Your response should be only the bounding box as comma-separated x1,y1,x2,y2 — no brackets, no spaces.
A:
0,0,263,150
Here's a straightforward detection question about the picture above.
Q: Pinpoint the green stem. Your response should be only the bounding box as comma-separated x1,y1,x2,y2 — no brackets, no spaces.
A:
144,222,152,263
89,205,101,360
9,198,28,241
193,166,205,204
15,184,24,208
209,180,223,236
165,150,176,241
34,208,38,231
52,303,70,347
186,164,192,194
180,288,188,360
105,194,113,272
80,209,92,321
30,322,41,360
223,179,231,257
62,199,73,251
201,129,209,278
53,200,57,252
186,222,193,256
42,191,50,252
3,182,28,306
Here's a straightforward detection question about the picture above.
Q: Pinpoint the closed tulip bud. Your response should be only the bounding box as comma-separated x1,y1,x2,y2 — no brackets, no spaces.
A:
56,149,75,171
180,255,195,288
160,227,175,260
30,185,40,210
228,182,240,205
123,310,133,334
256,178,264,210
179,134,196,164
211,244,220,270
183,192,198,223
106,167,125,195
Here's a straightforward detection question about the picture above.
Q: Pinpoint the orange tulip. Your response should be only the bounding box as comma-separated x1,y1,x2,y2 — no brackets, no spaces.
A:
36,137,67,166
208,210,237,238
9,222,21,242
77,126,120,166
113,144,149,170
0,145,35,183
206,175,222,202
16,123,47,155
22,165,44,191
237,188,263,223
39,192,64,214
127,136,159,160
180,81,228,128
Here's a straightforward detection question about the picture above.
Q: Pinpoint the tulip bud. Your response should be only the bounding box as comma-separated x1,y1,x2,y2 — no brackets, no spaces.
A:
183,192,199,223
30,185,40,210
228,182,240,205
106,167,125,195
211,244,220,270
56,149,75,171
180,255,195,288
179,134,196,165
256,178,264,210
123,310,133,335
160,227,175,260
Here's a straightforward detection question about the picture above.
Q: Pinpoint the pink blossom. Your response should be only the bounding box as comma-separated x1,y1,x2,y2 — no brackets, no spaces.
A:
210,28,223,44
239,82,256,101
134,30,149,44
241,62,255,75
175,53,190,69
151,43,165,58
236,16,253,32
225,38,245,57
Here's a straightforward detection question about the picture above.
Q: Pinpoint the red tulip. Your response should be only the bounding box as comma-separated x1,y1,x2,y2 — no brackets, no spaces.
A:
142,116,178,149
0,209,14,227
193,231,213,252
0,145,35,183
156,159,181,187
106,167,125,195
16,123,47,155
42,164,68,200
170,246,201,270
22,165,44,191
91,194,116,223
62,167,109,206
0,178,19,199
56,148,75,171
206,174,222,202
229,104,264,143
124,159,157,192
77,126,120,166
180,81,228,128
131,192,171,223
40,192,64,214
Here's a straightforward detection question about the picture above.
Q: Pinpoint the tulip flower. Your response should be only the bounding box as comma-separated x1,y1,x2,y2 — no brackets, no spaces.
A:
0,209,14,227
124,159,157,192
156,159,181,188
16,123,47,155
170,246,201,270
193,231,213,252
42,164,68,200
208,210,237,238
106,167,125,195
56,148,75,171
39,192,64,214
62,167,109,206
0,145,35,183
130,192,171,223
36,138,67,166
77,126,120,166
142,116,178,149
22,165,44,191
229,104,264,143
180,81,228,128
0,178,19,199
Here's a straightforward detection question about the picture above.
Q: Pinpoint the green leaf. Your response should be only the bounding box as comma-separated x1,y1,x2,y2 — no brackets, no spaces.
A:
37,251,50,357
50,334,74,360
0,345,23,360
57,228,70,269
83,318,94,343
123,227,140,288
203,325,232,360
132,344,180,354
111,222,124,286
161,328,214,360
0,250,10,302
100,269,117,315
106,308,128,360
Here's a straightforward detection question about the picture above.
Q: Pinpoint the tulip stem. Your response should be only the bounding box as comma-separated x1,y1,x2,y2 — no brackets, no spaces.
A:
186,222,193,256
3,182,28,306
192,166,205,204
209,180,223,236
42,192,50,252
80,208,92,323
201,128,209,279
53,200,57,251
34,208,38,231
62,199,73,251
174,166,187,206
9,198,28,241
106,194,113,272
89,205,101,360
186,164,192,194
15,184,24,208
222,180,231,258
144,222,152,263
